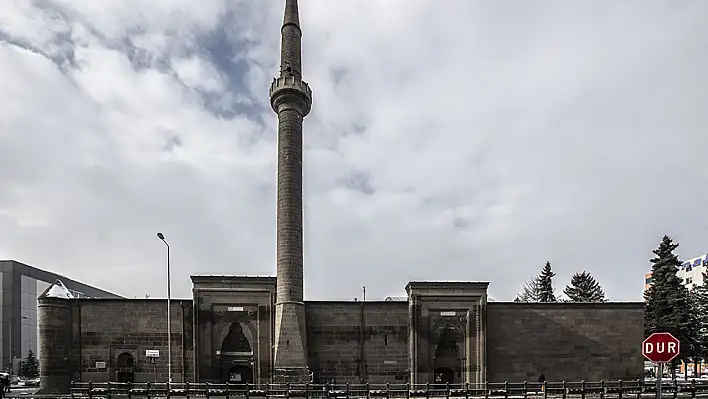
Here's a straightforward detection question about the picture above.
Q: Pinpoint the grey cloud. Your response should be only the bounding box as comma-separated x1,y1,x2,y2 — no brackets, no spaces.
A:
1,0,708,301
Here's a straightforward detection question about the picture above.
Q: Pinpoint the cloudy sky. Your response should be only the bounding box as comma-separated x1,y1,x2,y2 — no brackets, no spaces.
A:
1,0,707,302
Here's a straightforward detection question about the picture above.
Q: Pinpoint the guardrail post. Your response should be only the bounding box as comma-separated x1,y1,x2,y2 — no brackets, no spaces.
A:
146,381,151,399
691,379,696,399
107,381,112,399
445,382,450,399
581,381,586,399
618,380,623,399
485,381,489,399
426,382,430,399
465,382,469,399
672,378,678,399
286,383,291,399
205,382,210,399
367,383,371,399
386,383,391,399
562,381,567,399
245,383,251,399
504,381,509,399
127,382,132,399
406,382,411,399
523,381,528,399
88,381,94,399
599,380,605,399
542,381,547,399
346,383,350,399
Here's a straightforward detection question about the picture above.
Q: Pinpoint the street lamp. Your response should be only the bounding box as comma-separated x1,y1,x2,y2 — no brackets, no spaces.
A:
156,232,172,384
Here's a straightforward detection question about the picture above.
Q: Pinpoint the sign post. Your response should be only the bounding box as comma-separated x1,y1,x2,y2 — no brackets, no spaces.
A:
642,332,681,399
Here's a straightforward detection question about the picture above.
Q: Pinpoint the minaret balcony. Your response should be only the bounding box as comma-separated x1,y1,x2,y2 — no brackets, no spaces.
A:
269,76,312,115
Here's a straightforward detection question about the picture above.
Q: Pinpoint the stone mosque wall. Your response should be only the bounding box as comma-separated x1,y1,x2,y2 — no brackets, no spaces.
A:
38,297,194,392
39,279,645,393
306,301,410,384
486,302,645,382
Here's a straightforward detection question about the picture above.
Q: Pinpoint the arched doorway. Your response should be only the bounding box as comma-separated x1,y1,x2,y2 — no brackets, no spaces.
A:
219,322,254,383
433,326,463,384
116,352,135,383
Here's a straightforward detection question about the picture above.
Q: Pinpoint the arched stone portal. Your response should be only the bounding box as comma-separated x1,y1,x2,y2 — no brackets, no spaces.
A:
433,326,463,384
115,352,135,383
219,322,254,383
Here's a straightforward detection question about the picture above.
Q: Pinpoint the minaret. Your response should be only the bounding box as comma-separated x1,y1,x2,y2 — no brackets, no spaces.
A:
269,0,312,382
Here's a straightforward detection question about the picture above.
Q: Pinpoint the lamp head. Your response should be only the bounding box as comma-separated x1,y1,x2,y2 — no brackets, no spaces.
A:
157,232,165,240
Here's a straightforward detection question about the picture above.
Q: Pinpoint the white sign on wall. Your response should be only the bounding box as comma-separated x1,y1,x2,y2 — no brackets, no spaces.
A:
145,350,160,358
95,362,106,369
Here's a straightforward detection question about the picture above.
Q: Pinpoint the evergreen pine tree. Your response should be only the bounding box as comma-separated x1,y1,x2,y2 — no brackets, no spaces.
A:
644,236,697,374
538,261,557,302
689,271,708,374
21,350,39,379
563,271,607,302
515,275,541,302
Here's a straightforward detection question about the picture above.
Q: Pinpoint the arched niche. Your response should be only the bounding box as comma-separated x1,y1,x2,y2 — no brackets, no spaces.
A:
115,352,135,383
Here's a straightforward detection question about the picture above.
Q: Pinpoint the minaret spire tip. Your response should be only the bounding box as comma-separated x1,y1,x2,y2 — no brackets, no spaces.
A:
283,0,300,29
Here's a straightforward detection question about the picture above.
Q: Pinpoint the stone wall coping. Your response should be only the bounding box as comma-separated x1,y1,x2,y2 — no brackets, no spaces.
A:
38,297,192,304
305,300,407,305
190,275,276,283
488,301,644,309
405,281,490,294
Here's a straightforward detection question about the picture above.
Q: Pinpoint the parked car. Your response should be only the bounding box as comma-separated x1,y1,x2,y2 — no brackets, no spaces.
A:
24,378,39,387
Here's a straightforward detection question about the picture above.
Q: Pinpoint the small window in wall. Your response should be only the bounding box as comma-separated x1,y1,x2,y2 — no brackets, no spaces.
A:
384,335,388,346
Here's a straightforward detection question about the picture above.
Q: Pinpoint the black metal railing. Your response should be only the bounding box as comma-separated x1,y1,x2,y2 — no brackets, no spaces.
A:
67,380,708,399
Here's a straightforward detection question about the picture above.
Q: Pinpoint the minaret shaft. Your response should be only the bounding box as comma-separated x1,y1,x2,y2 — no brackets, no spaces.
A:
269,0,312,383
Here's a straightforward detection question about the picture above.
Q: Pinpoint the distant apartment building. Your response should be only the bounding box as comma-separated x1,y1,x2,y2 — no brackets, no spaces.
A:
644,253,708,292
0,260,122,375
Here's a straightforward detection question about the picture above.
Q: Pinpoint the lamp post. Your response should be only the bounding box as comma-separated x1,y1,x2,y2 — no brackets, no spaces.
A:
156,232,172,384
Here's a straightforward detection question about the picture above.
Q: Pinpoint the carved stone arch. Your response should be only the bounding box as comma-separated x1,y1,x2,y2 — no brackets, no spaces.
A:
114,350,137,383
433,323,464,343
216,321,256,354
113,349,138,367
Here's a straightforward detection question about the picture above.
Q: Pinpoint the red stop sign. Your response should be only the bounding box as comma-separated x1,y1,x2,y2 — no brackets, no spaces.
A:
643,332,680,363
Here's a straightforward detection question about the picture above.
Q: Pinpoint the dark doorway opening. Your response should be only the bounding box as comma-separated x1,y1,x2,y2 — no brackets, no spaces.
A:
434,367,455,384
219,322,255,383
116,352,135,383
227,365,254,384
433,326,463,384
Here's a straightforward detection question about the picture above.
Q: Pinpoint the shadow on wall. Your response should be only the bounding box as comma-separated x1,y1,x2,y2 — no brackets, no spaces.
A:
486,303,644,382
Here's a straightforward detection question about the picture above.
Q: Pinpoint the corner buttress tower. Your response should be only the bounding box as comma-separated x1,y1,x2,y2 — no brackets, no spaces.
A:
269,0,312,383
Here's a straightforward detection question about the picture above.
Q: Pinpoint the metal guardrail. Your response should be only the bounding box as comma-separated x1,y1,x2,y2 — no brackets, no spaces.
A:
67,380,708,399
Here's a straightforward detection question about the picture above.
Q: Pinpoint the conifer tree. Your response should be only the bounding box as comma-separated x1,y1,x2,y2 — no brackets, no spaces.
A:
689,271,708,375
515,275,541,302
644,236,697,374
563,271,606,302
538,261,557,302
20,350,39,378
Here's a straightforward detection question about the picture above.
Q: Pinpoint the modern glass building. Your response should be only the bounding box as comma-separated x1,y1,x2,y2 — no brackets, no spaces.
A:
0,260,122,374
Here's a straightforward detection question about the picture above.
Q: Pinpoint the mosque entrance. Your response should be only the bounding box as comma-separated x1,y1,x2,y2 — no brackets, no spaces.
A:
433,326,464,384
115,352,135,383
219,322,255,384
